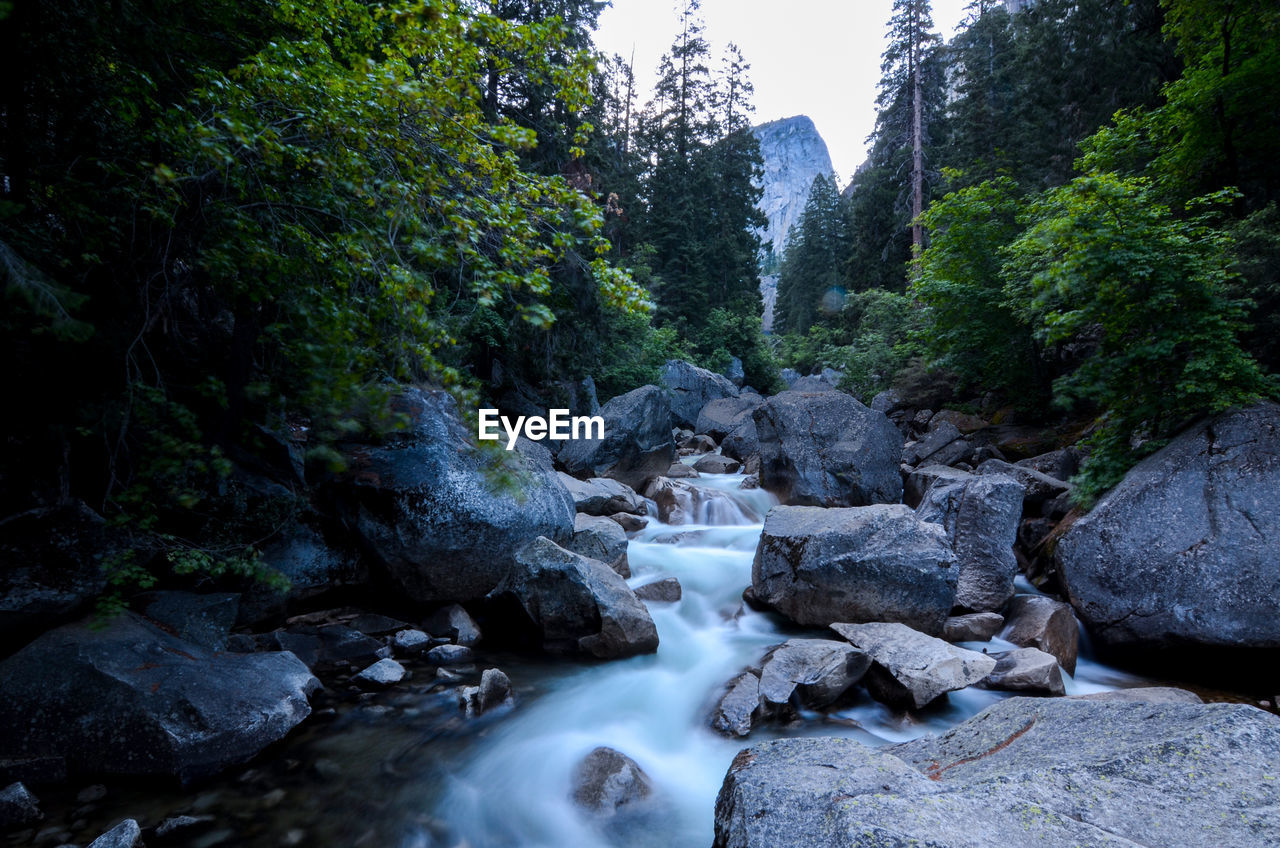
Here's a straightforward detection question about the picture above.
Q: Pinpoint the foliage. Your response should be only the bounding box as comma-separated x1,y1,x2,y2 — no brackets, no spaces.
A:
775,174,850,335
835,289,923,402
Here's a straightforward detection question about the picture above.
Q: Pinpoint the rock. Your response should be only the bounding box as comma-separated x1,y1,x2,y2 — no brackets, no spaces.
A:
137,591,240,650
714,698,1280,848
660,360,740,430
571,747,654,816
459,668,514,717
392,629,432,654
902,463,974,508
665,462,700,479
739,474,759,490
929,409,989,434
914,472,1024,612
903,420,963,465
557,474,647,516
353,658,406,687
943,612,1004,642
757,639,870,711
87,819,143,848
870,389,906,415
634,578,682,603
696,396,764,443
644,477,759,526
0,612,317,782
487,537,658,659
558,385,676,491
607,513,648,534
977,457,1071,505
349,613,410,636
154,814,216,839
787,375,839,393
1002,594,1079,675
680,432,718,453
342,388,574,604
244,524,361,623
981,647,1064,695
426,644,473,665
1055,402,1280,655
753,391,903,506
423,603,481,647
752,115,835,280
711,673,761,738
719,419,758,462
1070,687,1203,704
269,624,386,669
831,621,997,709
77,783,107,803
692,454,741,475
723,356,746,387
0,782,41,828
565,513,630,577
1014,447,1080,482
752,505,956,634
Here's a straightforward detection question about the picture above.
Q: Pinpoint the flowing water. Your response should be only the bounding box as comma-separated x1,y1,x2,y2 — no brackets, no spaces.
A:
428,469,1145,848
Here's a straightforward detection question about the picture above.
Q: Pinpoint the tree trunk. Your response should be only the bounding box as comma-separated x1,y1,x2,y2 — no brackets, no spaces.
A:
911,15,925,275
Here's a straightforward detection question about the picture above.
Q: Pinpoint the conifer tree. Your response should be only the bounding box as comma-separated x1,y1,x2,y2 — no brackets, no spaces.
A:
776,174,850,334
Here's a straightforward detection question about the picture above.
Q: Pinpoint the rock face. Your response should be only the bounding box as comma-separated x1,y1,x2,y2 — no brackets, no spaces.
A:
753,505,957,634
753,392,903,507
660,360,740,430
342,388,574,604
571,747,653,817
558,385,675,491
487,537,658,659
831,622,996,709
1055,402,1280,654
915,472,1024,612
0,612,318,783
714,698,1280,848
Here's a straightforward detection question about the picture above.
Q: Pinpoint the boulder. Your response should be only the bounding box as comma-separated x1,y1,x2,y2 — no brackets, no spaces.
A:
0,612,317,782
903,464,974,508
634,578,682,603
693,454,741,475
566,513,630,577
831,622,996,709
426,644,473,665
558,385,676,491
915,472,1024,612
929,409,989,434
607,513,648,534
424,603,482,647
557,474,647,516
354,658,406,687
723,356,746,387
680,432,718,453
981,647,1065,695
697,396,763,442
788,375,839,392
342,388,574,603
660,360,740,429
571,747,654,817
665,462,700,479
1002,594,1079,674
756,639,870,711
711,673,762,738
243,523,362,623
0,782,41,828
1015,447,1080,482
870,389,907,415
719,419,759,463
392,629,432,654
487,537,658,659
943,612,1004,643
1055,402,1280,654
753,391,903,507
645,477,759,526
977,458,1071,506
87,820,143,848
1070,687,1203,704
262,624,388,669
137,591,239,651
459,667,515,718
779,367,802,387
752,505,956,634
714,698,1280,848
903,421,963,466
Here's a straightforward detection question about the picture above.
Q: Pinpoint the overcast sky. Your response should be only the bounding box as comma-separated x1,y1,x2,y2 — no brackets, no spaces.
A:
593,0,972,186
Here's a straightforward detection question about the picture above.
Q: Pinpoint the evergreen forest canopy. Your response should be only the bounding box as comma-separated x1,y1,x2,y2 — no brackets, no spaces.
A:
0,0,1276,599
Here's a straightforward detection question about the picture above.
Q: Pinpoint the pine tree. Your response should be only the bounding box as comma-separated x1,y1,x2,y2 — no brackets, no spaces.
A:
776,174,850,334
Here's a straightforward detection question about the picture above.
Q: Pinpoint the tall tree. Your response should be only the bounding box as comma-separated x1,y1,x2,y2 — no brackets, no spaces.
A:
776,174,850,335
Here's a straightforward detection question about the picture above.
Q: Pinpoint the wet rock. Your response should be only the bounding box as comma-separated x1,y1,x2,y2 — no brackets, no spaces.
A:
0,612,317,783
487,537,658,659
571,747,654,816
1070,687,1203,704
757,639,870,711
607,513,648,534
981,647,1064,695
712,673,761,738
557,474,647,516
459,668,514,717
665,462,700,479
0,782,41,828
87,819,142,848
915,472,1024,612
353,658,406,687
714,699,1280,848
566,513,630,577
558,385,676,491
137,591,239,651
342,388,575,604
943,612,1004,643
1002,594,1079,675
977,458,1071,506
644,477,758,526
696,396,765,442
426,644,473,665
692,454,741,475
661,360,740,430
754,391,903,506
1055,402,1280,655
392,629,432,655
752,505,956,634
424,604,481,647
831,621,996,710
680,433,718,453
634,578,682,603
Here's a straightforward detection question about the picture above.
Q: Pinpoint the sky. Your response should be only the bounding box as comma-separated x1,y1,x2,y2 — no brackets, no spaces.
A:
593,0,972,186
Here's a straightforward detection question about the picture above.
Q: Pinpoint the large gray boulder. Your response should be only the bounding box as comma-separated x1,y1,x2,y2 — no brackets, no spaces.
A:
661,360,740,429
565,513,630,577
753,391,903,506
915,472,1024,612
558,385,676,491
831,621,996,709
1055,402,1280,654
0,613,318,783
696,396,765,442
487,537,658,659
714,698,1280,848
981,647,1065,695
342,388,574,604
1002,594,1079,674
720,419,759,463
752,505,957,634
557,473,646,516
